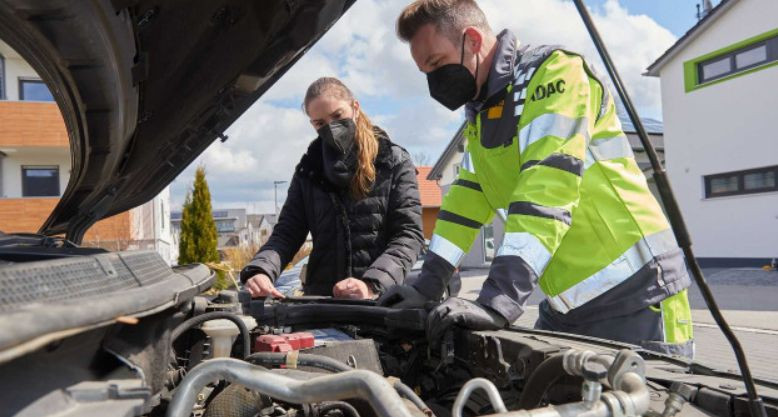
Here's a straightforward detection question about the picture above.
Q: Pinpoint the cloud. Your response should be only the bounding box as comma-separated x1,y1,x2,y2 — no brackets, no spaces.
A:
170,0,677,211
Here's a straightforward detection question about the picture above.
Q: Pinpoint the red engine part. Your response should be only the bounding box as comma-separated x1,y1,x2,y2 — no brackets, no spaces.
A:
254,332,315,352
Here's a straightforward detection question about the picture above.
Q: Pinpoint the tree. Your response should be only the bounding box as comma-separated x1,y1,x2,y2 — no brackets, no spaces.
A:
178,166,219,266
412,151,432,166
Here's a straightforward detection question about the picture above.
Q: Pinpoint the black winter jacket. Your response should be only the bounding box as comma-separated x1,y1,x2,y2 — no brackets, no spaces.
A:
240,128,424,296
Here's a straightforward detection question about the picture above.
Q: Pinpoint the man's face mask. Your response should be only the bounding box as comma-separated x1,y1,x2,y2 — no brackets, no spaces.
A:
426,33,479,111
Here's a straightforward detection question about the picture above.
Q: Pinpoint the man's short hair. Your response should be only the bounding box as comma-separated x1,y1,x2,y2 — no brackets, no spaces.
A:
397,0,492,44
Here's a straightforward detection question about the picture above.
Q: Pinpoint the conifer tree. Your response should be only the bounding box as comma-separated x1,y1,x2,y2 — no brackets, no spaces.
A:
178,166,219,266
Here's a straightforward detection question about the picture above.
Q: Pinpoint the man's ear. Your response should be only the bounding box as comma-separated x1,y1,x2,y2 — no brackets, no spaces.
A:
463,27,483,55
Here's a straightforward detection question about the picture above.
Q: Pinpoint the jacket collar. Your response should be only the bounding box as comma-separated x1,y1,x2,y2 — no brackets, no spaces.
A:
465,29,520,122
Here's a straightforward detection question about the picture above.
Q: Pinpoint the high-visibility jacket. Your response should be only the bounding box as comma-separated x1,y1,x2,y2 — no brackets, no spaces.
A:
418,30,692,344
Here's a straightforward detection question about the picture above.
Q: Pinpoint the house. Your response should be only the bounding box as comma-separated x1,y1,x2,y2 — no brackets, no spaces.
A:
415,166,441,241
247,213,276,246
0,40,173,262
171,208,278,253
645,0,778,267
427,114,665,268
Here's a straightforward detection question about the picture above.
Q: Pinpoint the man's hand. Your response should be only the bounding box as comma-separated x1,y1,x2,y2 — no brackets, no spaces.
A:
377,284,430,308
426,298,508,341
333,278,375,300
245,273,284,299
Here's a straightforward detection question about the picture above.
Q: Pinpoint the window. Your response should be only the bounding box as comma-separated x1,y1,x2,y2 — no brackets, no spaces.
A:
19,79,54,101
704,165,778,198
698,41,773,83
22,166,60,197
685,29,778,91
483,224,495,262
216,220,235,233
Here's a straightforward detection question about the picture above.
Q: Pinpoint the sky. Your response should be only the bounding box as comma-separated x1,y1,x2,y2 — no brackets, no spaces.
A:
169,0,717,214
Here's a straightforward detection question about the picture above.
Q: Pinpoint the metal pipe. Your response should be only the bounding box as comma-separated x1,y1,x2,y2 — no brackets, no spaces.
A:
452,378,508,417
570,2,766,417
166,358,414,417
475,372,649,417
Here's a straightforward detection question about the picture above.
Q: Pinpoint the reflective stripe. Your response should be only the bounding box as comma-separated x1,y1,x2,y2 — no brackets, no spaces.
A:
521,153,584,176
547,229,679,313
519,114,589,153
429,234,465,267
438,210,482,229
508,201,572,226
461,151,475,173
453,179,482,191
525,67,536,82
584,134,634,169
514,104,524,116
497,232,552,277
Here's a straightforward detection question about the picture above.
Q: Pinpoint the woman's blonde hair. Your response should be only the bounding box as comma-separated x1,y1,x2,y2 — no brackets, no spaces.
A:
303,77,378,199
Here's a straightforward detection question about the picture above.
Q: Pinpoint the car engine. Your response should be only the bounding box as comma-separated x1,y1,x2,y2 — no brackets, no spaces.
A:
157,292,772,417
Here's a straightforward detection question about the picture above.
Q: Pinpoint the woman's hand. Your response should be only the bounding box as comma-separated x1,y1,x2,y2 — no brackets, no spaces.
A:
333,278,375,300
245,273,285,299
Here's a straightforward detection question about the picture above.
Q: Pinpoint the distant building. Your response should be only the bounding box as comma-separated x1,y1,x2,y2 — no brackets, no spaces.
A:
0,40,172,261
645,0,777,267
415,167,441,241
171,209,278,260
428,115,665,268
247,213,275,246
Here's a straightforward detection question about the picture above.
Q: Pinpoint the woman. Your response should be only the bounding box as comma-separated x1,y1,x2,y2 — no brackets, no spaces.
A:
240,77,424,300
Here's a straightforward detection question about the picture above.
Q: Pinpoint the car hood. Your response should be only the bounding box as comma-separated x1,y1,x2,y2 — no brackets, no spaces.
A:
0,0,354,241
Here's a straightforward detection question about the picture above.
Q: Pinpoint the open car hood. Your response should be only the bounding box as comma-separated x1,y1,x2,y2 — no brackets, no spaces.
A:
0,0,354,241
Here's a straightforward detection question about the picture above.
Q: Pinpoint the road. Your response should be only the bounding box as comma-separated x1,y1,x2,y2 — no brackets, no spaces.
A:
457,267,778,383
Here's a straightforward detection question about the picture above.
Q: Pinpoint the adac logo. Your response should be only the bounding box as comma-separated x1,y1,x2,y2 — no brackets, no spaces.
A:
531,79,566,101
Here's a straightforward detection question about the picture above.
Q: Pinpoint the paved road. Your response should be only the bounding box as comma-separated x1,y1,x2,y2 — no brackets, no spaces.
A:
457,267,778,382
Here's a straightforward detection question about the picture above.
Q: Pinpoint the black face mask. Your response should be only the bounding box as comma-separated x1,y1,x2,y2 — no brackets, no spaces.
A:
318,118,357,189
426,33,480,111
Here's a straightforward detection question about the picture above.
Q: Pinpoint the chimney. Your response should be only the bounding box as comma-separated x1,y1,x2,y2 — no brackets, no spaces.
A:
697,0,714,20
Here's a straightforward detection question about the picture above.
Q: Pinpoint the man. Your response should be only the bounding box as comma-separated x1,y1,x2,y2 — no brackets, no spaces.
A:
380,0,694,357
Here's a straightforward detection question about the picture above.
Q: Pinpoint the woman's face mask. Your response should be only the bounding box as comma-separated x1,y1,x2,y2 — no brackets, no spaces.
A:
318,118,356,156
307,96,360,189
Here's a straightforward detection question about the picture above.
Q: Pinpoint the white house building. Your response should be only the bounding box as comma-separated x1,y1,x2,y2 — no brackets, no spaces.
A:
645,0,778,267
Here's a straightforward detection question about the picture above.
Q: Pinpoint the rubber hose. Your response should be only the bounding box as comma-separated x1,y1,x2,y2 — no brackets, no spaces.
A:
246,352,353,373
393,381,435,417
171,311,251,359
318,401,361,417
249,352,433,416
517,354,566,409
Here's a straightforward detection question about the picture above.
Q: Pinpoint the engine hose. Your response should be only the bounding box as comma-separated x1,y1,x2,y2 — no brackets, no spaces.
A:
393,380,435,417
171,311,251,359
517,354,566,409
249,352,433,417
246,352,353,373
318,401,361,417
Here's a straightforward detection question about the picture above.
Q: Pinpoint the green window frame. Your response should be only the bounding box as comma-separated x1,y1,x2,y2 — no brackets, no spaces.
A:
684,27,778,92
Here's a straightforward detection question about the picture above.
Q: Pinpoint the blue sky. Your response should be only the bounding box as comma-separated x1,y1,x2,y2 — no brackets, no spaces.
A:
169,0,717,213
590,0,718,37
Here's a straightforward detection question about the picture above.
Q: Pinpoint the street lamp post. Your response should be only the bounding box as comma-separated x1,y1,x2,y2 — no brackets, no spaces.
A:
273,180,288,218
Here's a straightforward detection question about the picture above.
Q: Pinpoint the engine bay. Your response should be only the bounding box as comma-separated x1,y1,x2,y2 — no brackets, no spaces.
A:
159,292,778,417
